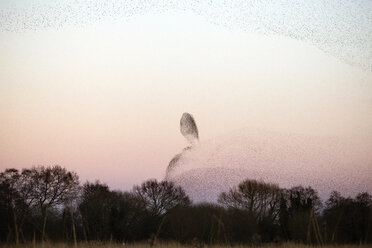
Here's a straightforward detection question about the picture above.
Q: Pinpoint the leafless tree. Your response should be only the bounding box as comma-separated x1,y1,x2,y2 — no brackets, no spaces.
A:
133,179,190,216
218,179,282,221
29,165,80,241
0,169,37,243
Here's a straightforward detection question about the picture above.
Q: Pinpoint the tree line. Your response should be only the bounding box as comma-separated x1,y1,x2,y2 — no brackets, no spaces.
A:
0,165,371,245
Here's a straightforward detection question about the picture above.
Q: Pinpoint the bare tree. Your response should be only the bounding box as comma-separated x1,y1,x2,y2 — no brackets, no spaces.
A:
0,169,37,243
0,169,22,243
287,186,322,213
281,186,323,243
133,179,190,216
218,179,282,221
29,165,79,241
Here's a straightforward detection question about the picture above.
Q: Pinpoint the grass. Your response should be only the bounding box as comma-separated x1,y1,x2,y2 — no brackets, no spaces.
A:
1,242,372,248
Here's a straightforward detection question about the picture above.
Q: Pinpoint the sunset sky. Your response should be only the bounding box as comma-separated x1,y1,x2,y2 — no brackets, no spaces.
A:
1,1,371,192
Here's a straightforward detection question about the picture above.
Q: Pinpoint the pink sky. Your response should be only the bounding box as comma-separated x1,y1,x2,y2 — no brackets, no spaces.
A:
0,12,371,193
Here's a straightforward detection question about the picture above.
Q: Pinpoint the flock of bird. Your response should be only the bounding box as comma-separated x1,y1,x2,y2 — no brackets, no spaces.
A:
167,113,372,202
1,0,371,71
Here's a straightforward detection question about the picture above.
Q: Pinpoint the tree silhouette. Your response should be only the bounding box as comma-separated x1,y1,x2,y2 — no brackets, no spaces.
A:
0,169,36,243
133,179,191,217
29,165,79,241
323,191,372,243
218,179,282,221
1,166,371,245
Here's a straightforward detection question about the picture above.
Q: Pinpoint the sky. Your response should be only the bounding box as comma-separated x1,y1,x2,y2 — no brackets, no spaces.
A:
0,1,371,194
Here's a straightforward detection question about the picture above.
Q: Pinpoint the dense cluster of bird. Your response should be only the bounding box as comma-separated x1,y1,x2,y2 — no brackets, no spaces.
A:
166,113,372,202
0,0,371,71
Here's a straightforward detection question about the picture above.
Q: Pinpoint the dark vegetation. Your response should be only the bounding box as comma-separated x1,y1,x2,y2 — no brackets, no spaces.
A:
0,165,371,245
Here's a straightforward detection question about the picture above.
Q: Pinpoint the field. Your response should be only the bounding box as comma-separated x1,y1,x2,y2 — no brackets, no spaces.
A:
2,243,372,248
